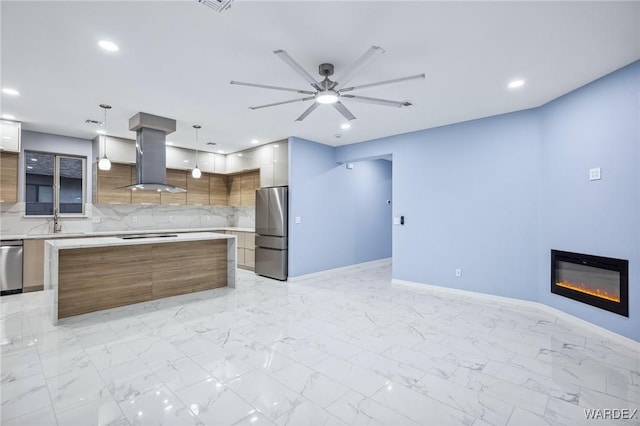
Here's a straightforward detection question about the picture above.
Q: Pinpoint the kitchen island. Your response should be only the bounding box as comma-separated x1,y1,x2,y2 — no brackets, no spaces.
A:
44,232,235,324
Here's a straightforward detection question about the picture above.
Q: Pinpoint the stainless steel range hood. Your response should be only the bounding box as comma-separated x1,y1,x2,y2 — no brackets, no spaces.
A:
126,112,186,193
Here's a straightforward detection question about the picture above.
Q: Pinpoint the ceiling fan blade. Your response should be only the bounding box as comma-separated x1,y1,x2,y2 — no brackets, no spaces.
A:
249,96,314,110
334,46,385,91
230,81,315,95
339,73,426,93
274,50,321,90
332,101,356,121
295,102,320,122
341,94,412,108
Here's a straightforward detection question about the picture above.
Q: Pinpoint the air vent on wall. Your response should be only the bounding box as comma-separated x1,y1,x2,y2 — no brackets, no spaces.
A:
85,119,103,125
197,0,232,13
206,142,217,146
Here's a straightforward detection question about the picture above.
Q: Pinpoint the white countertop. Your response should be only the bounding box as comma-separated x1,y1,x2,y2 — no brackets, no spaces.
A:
1,227,255,241
45,232,235,250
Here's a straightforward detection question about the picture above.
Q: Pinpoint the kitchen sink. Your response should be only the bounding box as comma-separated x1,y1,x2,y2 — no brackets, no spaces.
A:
119,233,178,240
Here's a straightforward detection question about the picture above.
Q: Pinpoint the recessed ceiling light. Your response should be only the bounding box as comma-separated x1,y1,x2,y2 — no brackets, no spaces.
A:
2,136,11,140
27,166,33,170
508,79,525,89
2,88,20,96
98,40,119,52
217,150,224,154
340,123,351,130
2,114,16,120
30,158,38,162
251,139,259,144
183,160,189,163
96,129,106,135
166,141,174,145
237,153,243,157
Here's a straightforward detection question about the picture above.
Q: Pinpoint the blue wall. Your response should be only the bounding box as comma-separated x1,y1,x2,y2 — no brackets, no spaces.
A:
538,61,640,340
290,61,640,341
339,111,541,302
288,137,392,277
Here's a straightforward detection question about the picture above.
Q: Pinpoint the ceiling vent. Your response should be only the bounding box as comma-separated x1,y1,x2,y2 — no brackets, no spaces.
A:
197,0,232,13
85,119,102,125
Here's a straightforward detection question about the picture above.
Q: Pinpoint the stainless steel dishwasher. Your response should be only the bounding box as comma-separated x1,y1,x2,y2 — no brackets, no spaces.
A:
0,240,23,296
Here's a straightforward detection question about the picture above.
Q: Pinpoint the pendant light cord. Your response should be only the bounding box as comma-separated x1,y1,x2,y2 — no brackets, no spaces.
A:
193,125,201,167
103,106,108,158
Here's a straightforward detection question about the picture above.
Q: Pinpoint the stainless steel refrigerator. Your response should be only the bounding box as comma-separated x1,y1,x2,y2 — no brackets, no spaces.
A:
255,186,288,280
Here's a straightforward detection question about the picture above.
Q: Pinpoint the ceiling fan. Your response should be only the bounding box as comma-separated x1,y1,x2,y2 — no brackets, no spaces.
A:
230,46,425,122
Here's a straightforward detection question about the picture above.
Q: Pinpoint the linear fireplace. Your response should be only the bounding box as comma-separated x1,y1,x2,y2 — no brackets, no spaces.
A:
551,250,628,317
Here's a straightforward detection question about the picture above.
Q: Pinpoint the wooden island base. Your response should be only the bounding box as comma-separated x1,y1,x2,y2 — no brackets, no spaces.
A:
45,233,236,323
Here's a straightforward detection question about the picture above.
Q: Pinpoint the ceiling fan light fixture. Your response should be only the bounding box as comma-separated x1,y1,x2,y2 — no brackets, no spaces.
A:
316,90,339,105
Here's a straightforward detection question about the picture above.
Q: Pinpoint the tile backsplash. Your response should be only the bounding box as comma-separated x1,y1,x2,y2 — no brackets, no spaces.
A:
0,202,255,236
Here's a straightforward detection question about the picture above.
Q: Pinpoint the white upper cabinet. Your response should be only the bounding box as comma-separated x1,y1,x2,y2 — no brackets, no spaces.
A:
92,135,286,182
198,152,226,173
273,142,288,186
103,136,136,164
165,146,194,169
0,120,21,152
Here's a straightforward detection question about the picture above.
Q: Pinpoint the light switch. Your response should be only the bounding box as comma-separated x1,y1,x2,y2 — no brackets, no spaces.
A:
92,216,101,223
295,216,301,224
132,216,138,223
589,167,601,181
393,217,401,225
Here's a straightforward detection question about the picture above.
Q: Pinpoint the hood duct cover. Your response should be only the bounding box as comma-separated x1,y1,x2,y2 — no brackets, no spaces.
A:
126,112,186,193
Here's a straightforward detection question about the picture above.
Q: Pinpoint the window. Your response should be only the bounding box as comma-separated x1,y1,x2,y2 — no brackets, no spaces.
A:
25,151,86,216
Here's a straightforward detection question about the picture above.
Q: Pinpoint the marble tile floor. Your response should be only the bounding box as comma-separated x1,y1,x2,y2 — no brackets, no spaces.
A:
1,261,639,426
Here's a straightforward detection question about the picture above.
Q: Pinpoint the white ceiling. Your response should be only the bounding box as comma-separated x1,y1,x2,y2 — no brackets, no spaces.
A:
2,1,639,153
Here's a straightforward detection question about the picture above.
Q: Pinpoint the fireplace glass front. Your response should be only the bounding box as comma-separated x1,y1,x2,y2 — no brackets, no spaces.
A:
551,250,628,317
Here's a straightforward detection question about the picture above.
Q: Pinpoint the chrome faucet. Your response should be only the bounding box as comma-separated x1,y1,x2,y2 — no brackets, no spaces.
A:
53,208,62,233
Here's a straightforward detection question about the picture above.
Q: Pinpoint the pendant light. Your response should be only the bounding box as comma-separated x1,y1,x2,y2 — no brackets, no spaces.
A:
98,104,112,171
192,125,202,179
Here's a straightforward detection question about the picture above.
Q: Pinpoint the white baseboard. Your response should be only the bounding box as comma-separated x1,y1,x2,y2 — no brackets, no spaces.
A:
392,278,640,351
288,257,392,282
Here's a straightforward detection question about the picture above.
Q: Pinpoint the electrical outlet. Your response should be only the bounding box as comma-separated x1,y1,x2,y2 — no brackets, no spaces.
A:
132,216,138,223
455,269,462,277
589,167,601,181
92,216,101,223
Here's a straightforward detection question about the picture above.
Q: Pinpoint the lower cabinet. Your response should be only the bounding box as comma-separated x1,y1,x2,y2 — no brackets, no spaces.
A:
23,239,45,292
219,230,256,271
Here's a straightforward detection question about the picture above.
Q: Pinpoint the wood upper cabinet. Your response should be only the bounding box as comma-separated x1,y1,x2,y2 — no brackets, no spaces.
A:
240,171,259,206
161,169,187,205
93,165,258,207
187,173,210,205
130,166,161,204
0,152,18,202
95,163,132,204
209,174,228,206
228,175,242,206
227,170,259,206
